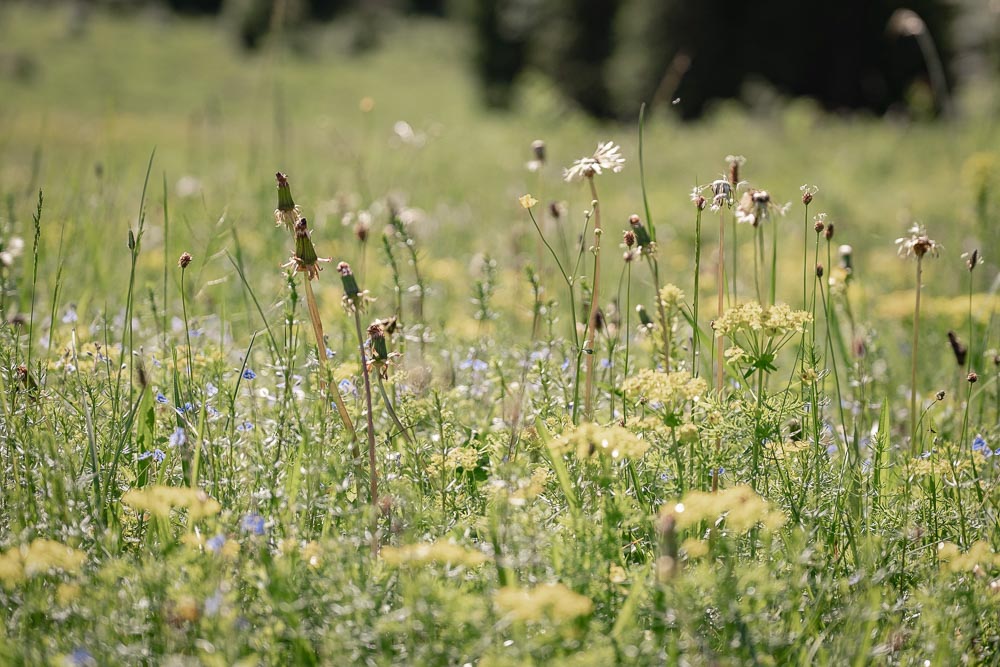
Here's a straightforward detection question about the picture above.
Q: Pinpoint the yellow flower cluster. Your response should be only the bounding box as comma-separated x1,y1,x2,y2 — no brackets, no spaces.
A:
381,541,489,568
622,369,708,407
937,541,1000,574
427,446,481,474
714,302,811,337
658,284,685,312
495,583,593,622
767,439,810,459
121,485,222,521
660,485,786,534
0,539,86,586
551,422,649,461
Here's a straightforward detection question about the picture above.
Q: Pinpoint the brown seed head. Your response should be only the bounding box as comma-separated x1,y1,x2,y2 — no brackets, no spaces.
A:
694,195,706,210
802,191,813,205
623,230,636,248
824,223,835,240
912,236,933,258
178,252,193,269
367,322,385,340
275,172,289,188
816,263,824,278
966,249,980,272
814,220,825,234
531,139,546,163
337,262,353,277
968,371,979,384
947,331,967,367
629,214,641,225
936,390,946,401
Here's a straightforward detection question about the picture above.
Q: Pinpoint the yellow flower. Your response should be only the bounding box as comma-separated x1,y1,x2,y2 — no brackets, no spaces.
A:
937,540,1000,574
658,284,685,312
381,541,488,568
660,485,786,534
0,539,86,586
552,422,648,460
519,194,539,209
495,583,593,622
121,485,222,521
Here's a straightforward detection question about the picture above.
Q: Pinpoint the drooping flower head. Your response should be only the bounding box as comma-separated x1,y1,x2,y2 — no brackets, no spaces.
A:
563,141,625,182
736,189,790,227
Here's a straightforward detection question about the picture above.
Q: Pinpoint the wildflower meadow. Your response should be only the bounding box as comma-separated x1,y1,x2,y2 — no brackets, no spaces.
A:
2,5,1000,666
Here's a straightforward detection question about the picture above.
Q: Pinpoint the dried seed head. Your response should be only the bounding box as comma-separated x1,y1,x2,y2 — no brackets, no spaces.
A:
824,223,835,240
376,315,399,335
726,155,745,186
816,263,824,278
274,172,302,229
628,214,652,248
368,322,388,363
531,139,546,163
694,194,706,210
802,191,813,205
623,230,636,248
947,331,968,367
814,220,825,234
354,221,369,243
178,252,193,269
549,201,563,219
966,249,980,272
936,390,946,401
968,371,979,383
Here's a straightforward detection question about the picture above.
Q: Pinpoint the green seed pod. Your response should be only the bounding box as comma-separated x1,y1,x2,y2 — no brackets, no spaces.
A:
276,172,296,212
338,262,360,299
294,219,319,266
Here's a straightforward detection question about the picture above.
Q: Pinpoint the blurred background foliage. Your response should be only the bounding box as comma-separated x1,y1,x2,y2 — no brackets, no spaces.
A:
8,0,1000,121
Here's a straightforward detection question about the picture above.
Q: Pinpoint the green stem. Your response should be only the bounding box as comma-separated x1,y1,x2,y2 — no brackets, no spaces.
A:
911,258,923,454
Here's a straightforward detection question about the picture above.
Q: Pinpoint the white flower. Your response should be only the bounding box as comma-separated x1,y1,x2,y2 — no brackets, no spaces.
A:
735,189,789,226
895,223,940,259
563,141,625,182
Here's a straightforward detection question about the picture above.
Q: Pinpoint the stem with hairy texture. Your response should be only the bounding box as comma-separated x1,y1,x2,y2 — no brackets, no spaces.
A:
910,257,923,454
713,209,726,492
352,306,379,553
303,278,359,457
583,177,603,421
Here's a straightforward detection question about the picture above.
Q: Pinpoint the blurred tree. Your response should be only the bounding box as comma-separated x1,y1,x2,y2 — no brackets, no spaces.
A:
471,0,537,108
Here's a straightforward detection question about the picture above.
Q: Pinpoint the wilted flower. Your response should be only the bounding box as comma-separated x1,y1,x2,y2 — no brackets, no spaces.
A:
896,223,940,259
563,141,625,182
283,218,331,281
690,186,707,210
709,178,734,211
274,172,302,230
736,189,790,227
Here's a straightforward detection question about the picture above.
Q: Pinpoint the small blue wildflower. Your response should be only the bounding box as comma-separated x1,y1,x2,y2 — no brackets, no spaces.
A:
600,358,611,370
152,448,165,463
242,368,256,380
240,513,265,535
972,435,987,452
659,472,670,482
236,421,254,432
205,382,218,398
62,307,79,325
984,448,994,459
326,347,336,359
169,427,187,447
919,450,933,459
206,405,220,418
561,359,571,372
206,534,226,553
68,647,94,666
137,450,152,461
338,379,356,395
826,444,838,456
155,392,168,404
204,589,223,617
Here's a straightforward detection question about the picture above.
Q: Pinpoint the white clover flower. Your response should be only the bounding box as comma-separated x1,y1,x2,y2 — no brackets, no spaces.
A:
563,141,625,182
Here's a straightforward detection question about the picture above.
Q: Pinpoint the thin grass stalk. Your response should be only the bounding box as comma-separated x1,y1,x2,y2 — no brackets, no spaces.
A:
376,373,413,446
713,210,726,492
692,205,702,374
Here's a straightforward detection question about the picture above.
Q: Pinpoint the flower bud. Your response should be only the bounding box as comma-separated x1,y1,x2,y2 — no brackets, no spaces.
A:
968,371,979,384
824,223,834,240
338,262,360,298
178,252,193,269
623,230,636,248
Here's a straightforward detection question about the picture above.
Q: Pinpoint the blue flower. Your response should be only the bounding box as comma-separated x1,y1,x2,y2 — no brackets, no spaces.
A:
242,368,257,381
236,421,254,432
972,435,987,452
205,382,218,398
206,534,226,553
241,513,266,535
338,379,356,396
137,448,166,463
155,392,168,404
169,427,187,447
599,358,611,370
68,647,94,666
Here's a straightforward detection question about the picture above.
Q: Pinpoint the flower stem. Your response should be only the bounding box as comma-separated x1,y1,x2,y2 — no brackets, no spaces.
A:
583,177,603,421
692,206,702,374
376,372,414,446
352,306,379,553
910,257,923,454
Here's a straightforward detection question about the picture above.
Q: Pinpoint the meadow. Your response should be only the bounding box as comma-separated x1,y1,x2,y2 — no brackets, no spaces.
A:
2,4,1000,665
